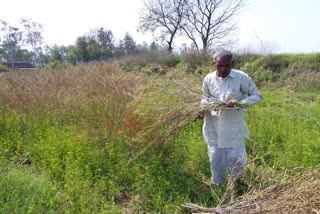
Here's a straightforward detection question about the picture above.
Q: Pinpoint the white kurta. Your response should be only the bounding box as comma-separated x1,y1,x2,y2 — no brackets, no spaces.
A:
201,69,263,148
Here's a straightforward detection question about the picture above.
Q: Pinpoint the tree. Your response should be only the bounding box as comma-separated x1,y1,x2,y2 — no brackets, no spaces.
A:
182,0,247,53
122,33,137,55
20,18,44,63
96,27,114,60
114,33,137,58
15,48,33,61
74,36,90,62
48,45,69,62
86,39,101,61
139,0,187,52
85,28,114,61
136,41,149,54
149,41,161,52
0,20,23,67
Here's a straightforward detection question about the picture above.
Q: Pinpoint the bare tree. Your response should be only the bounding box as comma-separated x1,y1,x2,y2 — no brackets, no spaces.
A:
181,0,247,53
20,18,44,63
0,20,23,67
139,0,187,52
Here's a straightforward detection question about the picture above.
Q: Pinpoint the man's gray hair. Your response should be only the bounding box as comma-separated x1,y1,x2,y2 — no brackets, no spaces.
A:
213,50,234,63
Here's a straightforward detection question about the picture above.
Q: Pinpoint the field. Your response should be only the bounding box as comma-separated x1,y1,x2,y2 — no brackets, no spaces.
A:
0,56,319,213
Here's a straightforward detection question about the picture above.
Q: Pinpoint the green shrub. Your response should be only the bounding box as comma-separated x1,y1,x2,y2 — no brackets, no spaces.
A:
261,54,291,72
233,53,261,70
0,65,9,72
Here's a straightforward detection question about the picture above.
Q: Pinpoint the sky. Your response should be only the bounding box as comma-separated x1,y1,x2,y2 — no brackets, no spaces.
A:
1,0,320,54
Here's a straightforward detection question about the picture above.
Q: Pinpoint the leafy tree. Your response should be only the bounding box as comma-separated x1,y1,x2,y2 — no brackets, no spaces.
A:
139,0,187,52
114,33,137,58
48,45,69,62
96,27,114,60
182,0,247,53
136,41,150,54
66,45,78,65
122,33,137,55
86,39,101,61
74,28,114,62
15,48,33,61
114,42,126,58
149,41,161,52
74,36,90,62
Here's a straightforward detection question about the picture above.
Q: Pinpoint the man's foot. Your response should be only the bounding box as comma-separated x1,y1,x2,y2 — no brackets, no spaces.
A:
210,183,221,191
234,178,248,196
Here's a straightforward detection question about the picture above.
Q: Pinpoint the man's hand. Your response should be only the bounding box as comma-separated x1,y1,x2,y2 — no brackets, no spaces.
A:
227,99,238,108
195,110,205,120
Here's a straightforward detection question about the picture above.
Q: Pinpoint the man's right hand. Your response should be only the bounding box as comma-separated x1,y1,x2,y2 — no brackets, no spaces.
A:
195,111,205,120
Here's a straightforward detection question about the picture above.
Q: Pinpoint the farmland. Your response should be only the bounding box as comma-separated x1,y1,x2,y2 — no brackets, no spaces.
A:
0,53,319,213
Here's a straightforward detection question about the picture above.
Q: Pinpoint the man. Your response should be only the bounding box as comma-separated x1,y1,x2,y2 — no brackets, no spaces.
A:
196,50,262,187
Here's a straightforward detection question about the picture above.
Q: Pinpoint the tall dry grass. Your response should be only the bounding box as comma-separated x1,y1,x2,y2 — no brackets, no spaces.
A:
0,63,135,108
0,63,146,143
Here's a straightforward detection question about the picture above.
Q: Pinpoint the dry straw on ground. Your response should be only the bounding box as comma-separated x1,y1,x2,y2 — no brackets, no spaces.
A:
183,169,320,214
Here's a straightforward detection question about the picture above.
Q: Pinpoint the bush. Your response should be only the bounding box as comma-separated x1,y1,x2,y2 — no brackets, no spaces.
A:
181,52,211,72
118,51,181,68
261,54,291,72
0,65,9,72
233,53,261,70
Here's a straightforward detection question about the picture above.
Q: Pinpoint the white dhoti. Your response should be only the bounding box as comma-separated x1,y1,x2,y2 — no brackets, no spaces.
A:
208,143,247,185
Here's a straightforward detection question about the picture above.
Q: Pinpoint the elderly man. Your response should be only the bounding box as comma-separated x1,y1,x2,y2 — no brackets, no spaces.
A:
197,50,263,187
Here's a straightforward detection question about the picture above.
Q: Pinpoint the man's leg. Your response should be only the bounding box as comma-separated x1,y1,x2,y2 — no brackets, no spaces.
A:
208,144,227,186
226,144,247,179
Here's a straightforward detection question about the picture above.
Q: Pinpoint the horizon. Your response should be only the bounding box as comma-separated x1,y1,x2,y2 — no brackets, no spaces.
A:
1,0,320,54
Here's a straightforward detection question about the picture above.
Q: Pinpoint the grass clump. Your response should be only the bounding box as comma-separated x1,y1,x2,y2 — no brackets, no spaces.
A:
0,162,61,213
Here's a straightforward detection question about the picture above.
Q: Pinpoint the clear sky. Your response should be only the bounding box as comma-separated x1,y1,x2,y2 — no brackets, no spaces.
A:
1,0,320,54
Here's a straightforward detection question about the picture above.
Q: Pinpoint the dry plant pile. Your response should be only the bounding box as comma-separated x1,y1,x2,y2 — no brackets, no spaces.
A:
183,169,320,214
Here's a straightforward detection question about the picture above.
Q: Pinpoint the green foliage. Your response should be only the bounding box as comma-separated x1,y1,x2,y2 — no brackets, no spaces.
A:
233,53,320,91
36,60,74,70
0,162,61,213
246,90,320,167
233,53,261,70
118,61,137,72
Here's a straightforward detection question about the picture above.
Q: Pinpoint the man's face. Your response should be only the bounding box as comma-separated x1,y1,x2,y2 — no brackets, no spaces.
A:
214,56,232,78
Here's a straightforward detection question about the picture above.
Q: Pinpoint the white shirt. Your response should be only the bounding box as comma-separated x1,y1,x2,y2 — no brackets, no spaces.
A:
201,69,263,148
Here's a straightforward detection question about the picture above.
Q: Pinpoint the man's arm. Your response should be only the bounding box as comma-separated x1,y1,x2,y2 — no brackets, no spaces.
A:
240,74,263,106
